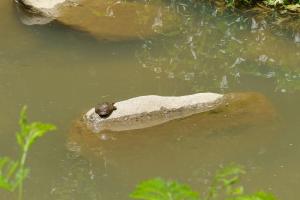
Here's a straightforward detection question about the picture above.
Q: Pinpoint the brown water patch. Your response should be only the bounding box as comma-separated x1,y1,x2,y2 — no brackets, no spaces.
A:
57,0,181,40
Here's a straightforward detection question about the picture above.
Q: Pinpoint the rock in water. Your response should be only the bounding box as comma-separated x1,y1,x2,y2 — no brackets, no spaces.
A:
16,0,181,40
84,93,224,133
20,0,65,9
69,92,276,160
15,0,64,24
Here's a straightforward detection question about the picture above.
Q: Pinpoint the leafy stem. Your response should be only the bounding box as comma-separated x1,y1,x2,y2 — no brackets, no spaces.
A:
0,106,56,200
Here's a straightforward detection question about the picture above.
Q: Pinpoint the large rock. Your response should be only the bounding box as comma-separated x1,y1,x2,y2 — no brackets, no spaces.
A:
69,92,276,160
16,0,180,40
78,93,276,130
84,93,223,133
83,92,276,133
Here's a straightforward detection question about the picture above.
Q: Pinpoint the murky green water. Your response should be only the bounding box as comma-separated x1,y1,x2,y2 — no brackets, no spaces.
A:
0,0,300,199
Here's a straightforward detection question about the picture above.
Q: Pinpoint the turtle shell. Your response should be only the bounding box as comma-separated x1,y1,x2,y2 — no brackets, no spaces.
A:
95,102,117,118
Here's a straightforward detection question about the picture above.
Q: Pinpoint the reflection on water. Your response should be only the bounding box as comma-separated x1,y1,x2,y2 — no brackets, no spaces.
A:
0,0,300,200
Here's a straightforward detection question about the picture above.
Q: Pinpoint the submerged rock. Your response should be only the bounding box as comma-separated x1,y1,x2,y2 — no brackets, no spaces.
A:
58,0,180,40
16,0,180,40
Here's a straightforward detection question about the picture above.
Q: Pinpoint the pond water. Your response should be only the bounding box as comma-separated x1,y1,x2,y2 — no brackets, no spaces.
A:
0,0,300,199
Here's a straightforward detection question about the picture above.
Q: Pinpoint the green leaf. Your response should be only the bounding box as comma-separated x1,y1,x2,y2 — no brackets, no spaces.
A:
0,157,19,191
26,122,56,149
16,106,28,147
231,186,244,196
227,191,277,200
285,4,300,11
130,178,199,200
15,167,29,188
16,106,56,150
1,106,56,196
254,192,277,200
205,164,246,200
216,164,245,181
19,106,28,131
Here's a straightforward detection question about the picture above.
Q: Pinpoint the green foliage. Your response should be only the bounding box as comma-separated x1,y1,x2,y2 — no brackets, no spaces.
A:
263,0,300,6
130,164,278,200
0,157,19,191
227,191,277,200
17,106,56,153
130,178,199,200
0,106,56,199
264,0,284,6
225,0,252,8
205,164,246,200
223,0,300,7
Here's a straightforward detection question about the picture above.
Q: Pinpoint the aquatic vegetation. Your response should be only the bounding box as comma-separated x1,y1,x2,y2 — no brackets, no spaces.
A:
137,1,300,92
222,0,300,8
131,178,199,200
224,0,253,9
0,106,56,200
263,0,300,6
130,164,277,200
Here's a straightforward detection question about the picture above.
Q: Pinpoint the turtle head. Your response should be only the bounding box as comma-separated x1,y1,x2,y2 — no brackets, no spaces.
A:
112,102,117,110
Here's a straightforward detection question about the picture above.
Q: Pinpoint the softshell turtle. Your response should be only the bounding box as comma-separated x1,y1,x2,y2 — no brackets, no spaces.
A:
95,102,117,118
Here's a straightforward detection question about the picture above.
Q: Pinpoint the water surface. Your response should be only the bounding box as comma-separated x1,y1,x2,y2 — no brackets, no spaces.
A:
0,0,300,199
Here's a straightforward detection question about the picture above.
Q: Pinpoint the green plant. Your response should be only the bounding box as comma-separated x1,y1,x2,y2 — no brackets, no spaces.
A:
225,0,252,8
205,164,246,200
223,0,300,7
0,106,56,200
130,164,277,200
130,178,199,200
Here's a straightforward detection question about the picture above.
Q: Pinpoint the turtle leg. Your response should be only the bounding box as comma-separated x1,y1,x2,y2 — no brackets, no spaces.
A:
100,114,110,119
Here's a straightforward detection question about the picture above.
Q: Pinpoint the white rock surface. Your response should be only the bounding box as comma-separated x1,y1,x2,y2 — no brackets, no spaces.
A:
21,0,65,9
84,93,224,133
15,0,67,24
